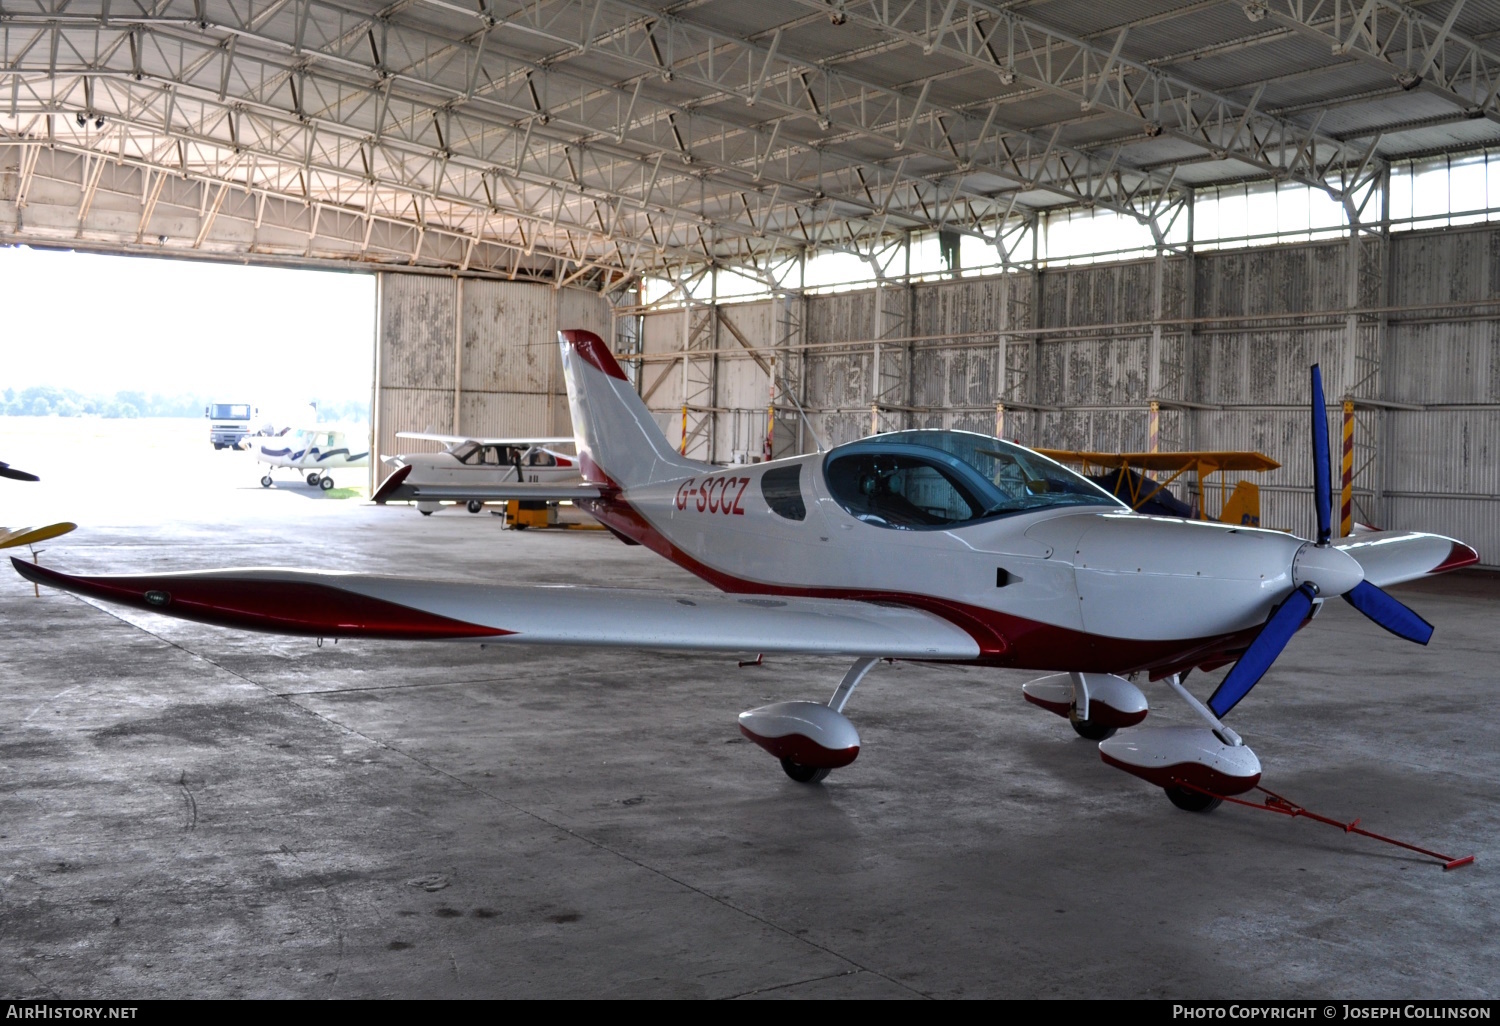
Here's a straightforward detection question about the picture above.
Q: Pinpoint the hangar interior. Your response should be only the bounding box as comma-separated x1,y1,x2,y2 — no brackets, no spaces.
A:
5,0,1500,556
4,0,1500,1000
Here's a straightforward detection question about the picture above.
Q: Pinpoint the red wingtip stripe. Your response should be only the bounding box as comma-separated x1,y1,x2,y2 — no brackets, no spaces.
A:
1433,541,1481,574
560,329,628,381
372,463,413,504
11,557,510,640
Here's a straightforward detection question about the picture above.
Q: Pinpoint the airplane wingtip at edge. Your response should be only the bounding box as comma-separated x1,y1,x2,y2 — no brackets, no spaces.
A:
371,463,413,504
1434,541,1481,574
9,556,513,641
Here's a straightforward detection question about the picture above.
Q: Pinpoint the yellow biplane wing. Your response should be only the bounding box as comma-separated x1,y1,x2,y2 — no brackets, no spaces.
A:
0,523,78,549
1035,450,1280,474
1036,449,1279,526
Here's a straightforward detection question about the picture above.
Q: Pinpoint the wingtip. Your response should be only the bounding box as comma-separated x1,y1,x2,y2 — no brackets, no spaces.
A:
11,555,61,587
1433,541,1480,574
371,463,413,504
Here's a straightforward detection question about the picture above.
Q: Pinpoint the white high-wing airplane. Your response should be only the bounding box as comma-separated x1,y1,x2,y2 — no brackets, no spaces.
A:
375,432,581,514
240,428,370,490
15,331,1478,812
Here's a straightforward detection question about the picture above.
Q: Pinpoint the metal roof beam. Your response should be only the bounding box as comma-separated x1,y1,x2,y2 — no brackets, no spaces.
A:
1250,0,1500,128
801,0,1378,198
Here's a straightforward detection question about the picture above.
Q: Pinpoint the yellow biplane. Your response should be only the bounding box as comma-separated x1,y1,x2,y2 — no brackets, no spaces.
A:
1035,449,1280,527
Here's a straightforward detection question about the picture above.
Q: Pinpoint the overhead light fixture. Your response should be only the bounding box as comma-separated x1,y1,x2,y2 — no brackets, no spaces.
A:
95,116,105,128
75,112,87,127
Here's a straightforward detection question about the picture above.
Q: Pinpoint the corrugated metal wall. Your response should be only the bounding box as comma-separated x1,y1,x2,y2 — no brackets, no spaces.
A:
373,274,607,471
630,222,1500,566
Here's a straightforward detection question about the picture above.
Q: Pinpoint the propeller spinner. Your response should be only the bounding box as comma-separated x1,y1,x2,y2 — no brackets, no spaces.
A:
1206,365,1435,718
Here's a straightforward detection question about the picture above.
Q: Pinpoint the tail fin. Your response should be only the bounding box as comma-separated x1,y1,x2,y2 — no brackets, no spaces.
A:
558,330,702,487
1219,480,1261,527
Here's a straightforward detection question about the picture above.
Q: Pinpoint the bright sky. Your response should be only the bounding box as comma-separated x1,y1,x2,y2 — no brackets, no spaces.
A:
0,246,375,411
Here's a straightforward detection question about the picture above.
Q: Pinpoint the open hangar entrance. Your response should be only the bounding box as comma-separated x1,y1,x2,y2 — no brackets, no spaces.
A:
2,0,1499,1000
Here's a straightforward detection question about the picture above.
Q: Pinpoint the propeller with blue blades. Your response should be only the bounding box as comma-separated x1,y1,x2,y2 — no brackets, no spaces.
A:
1206,365,1435,719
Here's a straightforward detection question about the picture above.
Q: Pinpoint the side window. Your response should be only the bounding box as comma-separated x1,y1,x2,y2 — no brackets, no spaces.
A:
826,453,981,529
761,465,806,521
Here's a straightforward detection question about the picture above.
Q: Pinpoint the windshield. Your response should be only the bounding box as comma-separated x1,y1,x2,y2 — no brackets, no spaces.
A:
208,404,250,420
824,430,1122,530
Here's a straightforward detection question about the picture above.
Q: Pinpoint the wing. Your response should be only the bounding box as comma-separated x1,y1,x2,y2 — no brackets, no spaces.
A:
0,522,78,549
396,431,574,447
1334,530,1479,587
11,558,980,659
1035,449,1280,473
0,461,41,482
371,464,602,504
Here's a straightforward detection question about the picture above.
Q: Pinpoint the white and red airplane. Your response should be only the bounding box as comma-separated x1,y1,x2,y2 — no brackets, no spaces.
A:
13,331,1479,811
375,432,581,514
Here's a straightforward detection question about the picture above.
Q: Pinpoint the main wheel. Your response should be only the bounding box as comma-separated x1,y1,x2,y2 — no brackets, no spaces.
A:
260,475,273,488
419,509,433,516
320,475,334,491
780,757,830,784
467,499,483,514
306,472,321,486
1164,786,1222,813
1069,708,1117,741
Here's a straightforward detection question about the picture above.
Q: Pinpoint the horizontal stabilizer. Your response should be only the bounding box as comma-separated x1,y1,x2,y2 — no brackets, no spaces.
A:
11,558,982,658
373,471,602,506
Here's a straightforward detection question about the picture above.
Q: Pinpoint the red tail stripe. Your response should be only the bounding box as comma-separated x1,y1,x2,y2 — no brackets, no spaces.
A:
561,329,628,381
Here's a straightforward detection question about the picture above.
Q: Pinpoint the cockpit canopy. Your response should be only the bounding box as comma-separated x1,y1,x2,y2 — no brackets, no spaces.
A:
824,430,1123,530
448,442,561,467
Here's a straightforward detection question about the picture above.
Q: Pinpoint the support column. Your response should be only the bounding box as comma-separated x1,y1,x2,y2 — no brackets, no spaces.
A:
680,298,717,461
453,276,464,435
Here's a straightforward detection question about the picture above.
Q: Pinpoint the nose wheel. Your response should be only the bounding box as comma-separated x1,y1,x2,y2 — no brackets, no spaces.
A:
260,475,273,488
1164,786,1222,813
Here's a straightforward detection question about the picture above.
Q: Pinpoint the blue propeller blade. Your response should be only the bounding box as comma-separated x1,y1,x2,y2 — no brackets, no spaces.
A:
1343,579,1435,645
1207,584,1318,718
1310,364,1332,545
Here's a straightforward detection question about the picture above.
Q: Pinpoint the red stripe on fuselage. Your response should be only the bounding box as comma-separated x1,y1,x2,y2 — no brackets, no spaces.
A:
12,559,510,640
576,486,1264,675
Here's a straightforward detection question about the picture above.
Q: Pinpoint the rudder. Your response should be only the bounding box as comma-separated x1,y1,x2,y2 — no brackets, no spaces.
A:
558,329,702,487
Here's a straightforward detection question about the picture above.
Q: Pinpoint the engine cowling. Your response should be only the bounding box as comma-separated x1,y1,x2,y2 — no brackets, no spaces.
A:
1022,672,1149,728
737,701,860,769
1098,726,1261,795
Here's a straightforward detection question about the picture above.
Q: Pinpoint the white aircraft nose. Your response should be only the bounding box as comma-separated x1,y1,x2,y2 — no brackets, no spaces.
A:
1291,542,1364,598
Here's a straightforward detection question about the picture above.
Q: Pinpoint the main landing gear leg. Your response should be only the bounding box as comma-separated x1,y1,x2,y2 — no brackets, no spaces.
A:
737,656,879,785
1068,671,1116,741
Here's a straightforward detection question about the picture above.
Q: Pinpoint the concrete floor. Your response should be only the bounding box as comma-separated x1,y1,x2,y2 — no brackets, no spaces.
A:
2,442,1498,998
